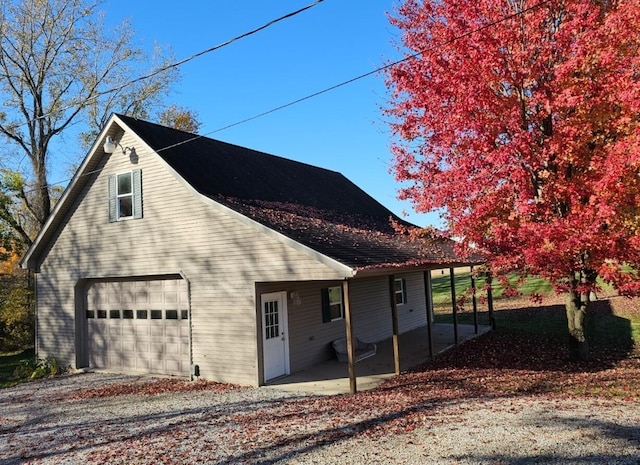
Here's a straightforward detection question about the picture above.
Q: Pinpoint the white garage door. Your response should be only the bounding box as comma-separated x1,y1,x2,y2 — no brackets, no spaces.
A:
86,278,190,376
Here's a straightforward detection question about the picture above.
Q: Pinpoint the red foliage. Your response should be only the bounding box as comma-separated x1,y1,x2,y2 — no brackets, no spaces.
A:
386,0,640,294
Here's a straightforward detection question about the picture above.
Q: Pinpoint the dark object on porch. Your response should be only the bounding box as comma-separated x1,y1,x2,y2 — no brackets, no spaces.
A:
332,337,377,363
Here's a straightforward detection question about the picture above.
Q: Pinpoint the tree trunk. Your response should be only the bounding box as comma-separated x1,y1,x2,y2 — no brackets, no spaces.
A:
565,287,590,361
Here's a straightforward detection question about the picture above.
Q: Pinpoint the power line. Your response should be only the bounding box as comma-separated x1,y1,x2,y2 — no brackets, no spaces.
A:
156,0,551,152
45,0,550,188
20,0,324,125
84,0,326,109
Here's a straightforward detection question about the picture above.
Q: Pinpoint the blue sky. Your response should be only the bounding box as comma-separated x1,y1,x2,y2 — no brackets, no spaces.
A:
101,0,443,228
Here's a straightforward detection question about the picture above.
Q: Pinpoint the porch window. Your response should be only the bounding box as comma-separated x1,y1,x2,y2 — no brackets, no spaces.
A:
394,278,407,305
321,286,344,322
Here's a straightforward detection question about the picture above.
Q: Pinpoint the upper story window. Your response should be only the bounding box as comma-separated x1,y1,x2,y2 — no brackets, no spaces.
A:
117,172,133,218
108,169,142,222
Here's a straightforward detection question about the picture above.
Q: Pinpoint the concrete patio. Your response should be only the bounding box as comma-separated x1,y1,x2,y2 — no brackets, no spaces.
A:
267,322,492,395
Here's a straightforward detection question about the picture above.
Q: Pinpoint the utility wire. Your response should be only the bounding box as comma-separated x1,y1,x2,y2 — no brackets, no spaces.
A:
84,0,325,107
24,0,324,124
155,0,551,153
46,0,549,187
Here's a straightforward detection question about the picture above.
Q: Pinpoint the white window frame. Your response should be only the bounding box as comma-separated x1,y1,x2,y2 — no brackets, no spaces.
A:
109,169,142,222
116,172,133,220
328,286,344,321
394,278,407,306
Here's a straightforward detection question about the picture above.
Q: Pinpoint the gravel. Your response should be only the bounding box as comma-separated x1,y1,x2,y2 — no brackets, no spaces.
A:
1,373,639,464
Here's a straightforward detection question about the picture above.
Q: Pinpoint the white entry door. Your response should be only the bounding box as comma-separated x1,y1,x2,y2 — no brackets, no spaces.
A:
261,291,290,381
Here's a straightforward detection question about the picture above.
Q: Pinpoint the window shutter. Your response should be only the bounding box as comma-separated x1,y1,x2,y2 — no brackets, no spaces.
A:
402,278,408,304
321,288,331,323
108,175,117,222
132,169,143,219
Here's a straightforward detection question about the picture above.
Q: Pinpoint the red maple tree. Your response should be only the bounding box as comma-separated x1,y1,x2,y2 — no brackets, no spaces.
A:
385,0,640,360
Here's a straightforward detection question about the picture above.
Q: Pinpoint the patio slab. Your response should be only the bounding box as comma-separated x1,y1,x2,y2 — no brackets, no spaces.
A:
266,322,491,395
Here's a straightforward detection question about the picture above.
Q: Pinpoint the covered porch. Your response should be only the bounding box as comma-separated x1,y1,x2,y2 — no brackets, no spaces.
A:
267,320,492,395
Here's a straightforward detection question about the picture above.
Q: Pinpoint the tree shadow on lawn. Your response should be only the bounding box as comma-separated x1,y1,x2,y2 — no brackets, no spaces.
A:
380,298,639,400
434,299,634,372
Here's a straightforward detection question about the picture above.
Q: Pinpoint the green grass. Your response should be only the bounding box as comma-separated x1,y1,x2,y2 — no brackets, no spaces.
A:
0,348,35,388
430,271,553,306
432,274,640,362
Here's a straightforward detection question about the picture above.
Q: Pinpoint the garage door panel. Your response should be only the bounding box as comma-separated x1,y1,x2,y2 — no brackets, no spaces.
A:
136,341,150,353
122,325,135,337
180,325,190,338
165,360,180,373
86,278,189,376
135,324,150,337
109,325,122,337
150,325,164,337
122,340,136,352
165,342,180,355
166,326,180,338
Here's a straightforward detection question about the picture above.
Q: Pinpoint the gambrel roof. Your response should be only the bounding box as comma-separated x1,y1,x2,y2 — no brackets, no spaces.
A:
22,114,472,273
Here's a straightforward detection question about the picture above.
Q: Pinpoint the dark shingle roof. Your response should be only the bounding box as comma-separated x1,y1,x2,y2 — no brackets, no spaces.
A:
119,115,465,270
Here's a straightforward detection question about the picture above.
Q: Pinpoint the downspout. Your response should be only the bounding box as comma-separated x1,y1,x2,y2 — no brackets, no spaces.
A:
32,270,38,358
179,271,196,380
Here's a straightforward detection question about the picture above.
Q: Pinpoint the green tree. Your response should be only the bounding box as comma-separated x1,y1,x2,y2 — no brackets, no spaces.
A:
0,0,180,248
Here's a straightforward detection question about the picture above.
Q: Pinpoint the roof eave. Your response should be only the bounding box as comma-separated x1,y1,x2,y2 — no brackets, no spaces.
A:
351,259,484,279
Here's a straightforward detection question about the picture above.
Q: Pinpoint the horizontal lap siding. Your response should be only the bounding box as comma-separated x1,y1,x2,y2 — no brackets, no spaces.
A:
350,272,428,343
258,273,430,375
257,281,348,373
36,131,344,386
34,276,77,368
398,273,429,333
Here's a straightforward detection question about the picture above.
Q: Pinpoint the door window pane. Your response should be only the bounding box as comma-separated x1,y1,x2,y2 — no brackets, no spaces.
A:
264,301,279,340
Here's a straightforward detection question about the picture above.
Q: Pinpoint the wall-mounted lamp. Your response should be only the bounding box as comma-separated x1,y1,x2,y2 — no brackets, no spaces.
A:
103,136,118,154
103,136,138,163
290,291,301,306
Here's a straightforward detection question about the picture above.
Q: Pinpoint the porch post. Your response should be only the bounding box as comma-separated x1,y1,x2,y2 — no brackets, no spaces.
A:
449,267,459,345
470,266,479,334
389,275,401,375
423,270,434,359
486,272,496,329
342,279,357,394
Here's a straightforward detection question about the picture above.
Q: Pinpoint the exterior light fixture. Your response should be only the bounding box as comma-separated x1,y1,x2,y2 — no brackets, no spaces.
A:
103,135,138,163
103,136,118,154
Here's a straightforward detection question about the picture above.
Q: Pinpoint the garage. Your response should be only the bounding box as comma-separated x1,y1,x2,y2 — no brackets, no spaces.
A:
86,278,190,376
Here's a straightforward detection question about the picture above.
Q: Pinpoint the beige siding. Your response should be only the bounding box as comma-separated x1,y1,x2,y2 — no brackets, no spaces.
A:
35,275,78,369
257,281,348,375
255,272,430,378
35,129,347,386
350,272,429,343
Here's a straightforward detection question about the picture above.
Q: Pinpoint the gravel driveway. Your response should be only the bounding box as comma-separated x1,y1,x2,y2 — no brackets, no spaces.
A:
1,373,639,464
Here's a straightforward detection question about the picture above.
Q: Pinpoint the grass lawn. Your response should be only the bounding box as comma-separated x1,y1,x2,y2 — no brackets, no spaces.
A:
430,270,553,306
0,348,35,388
